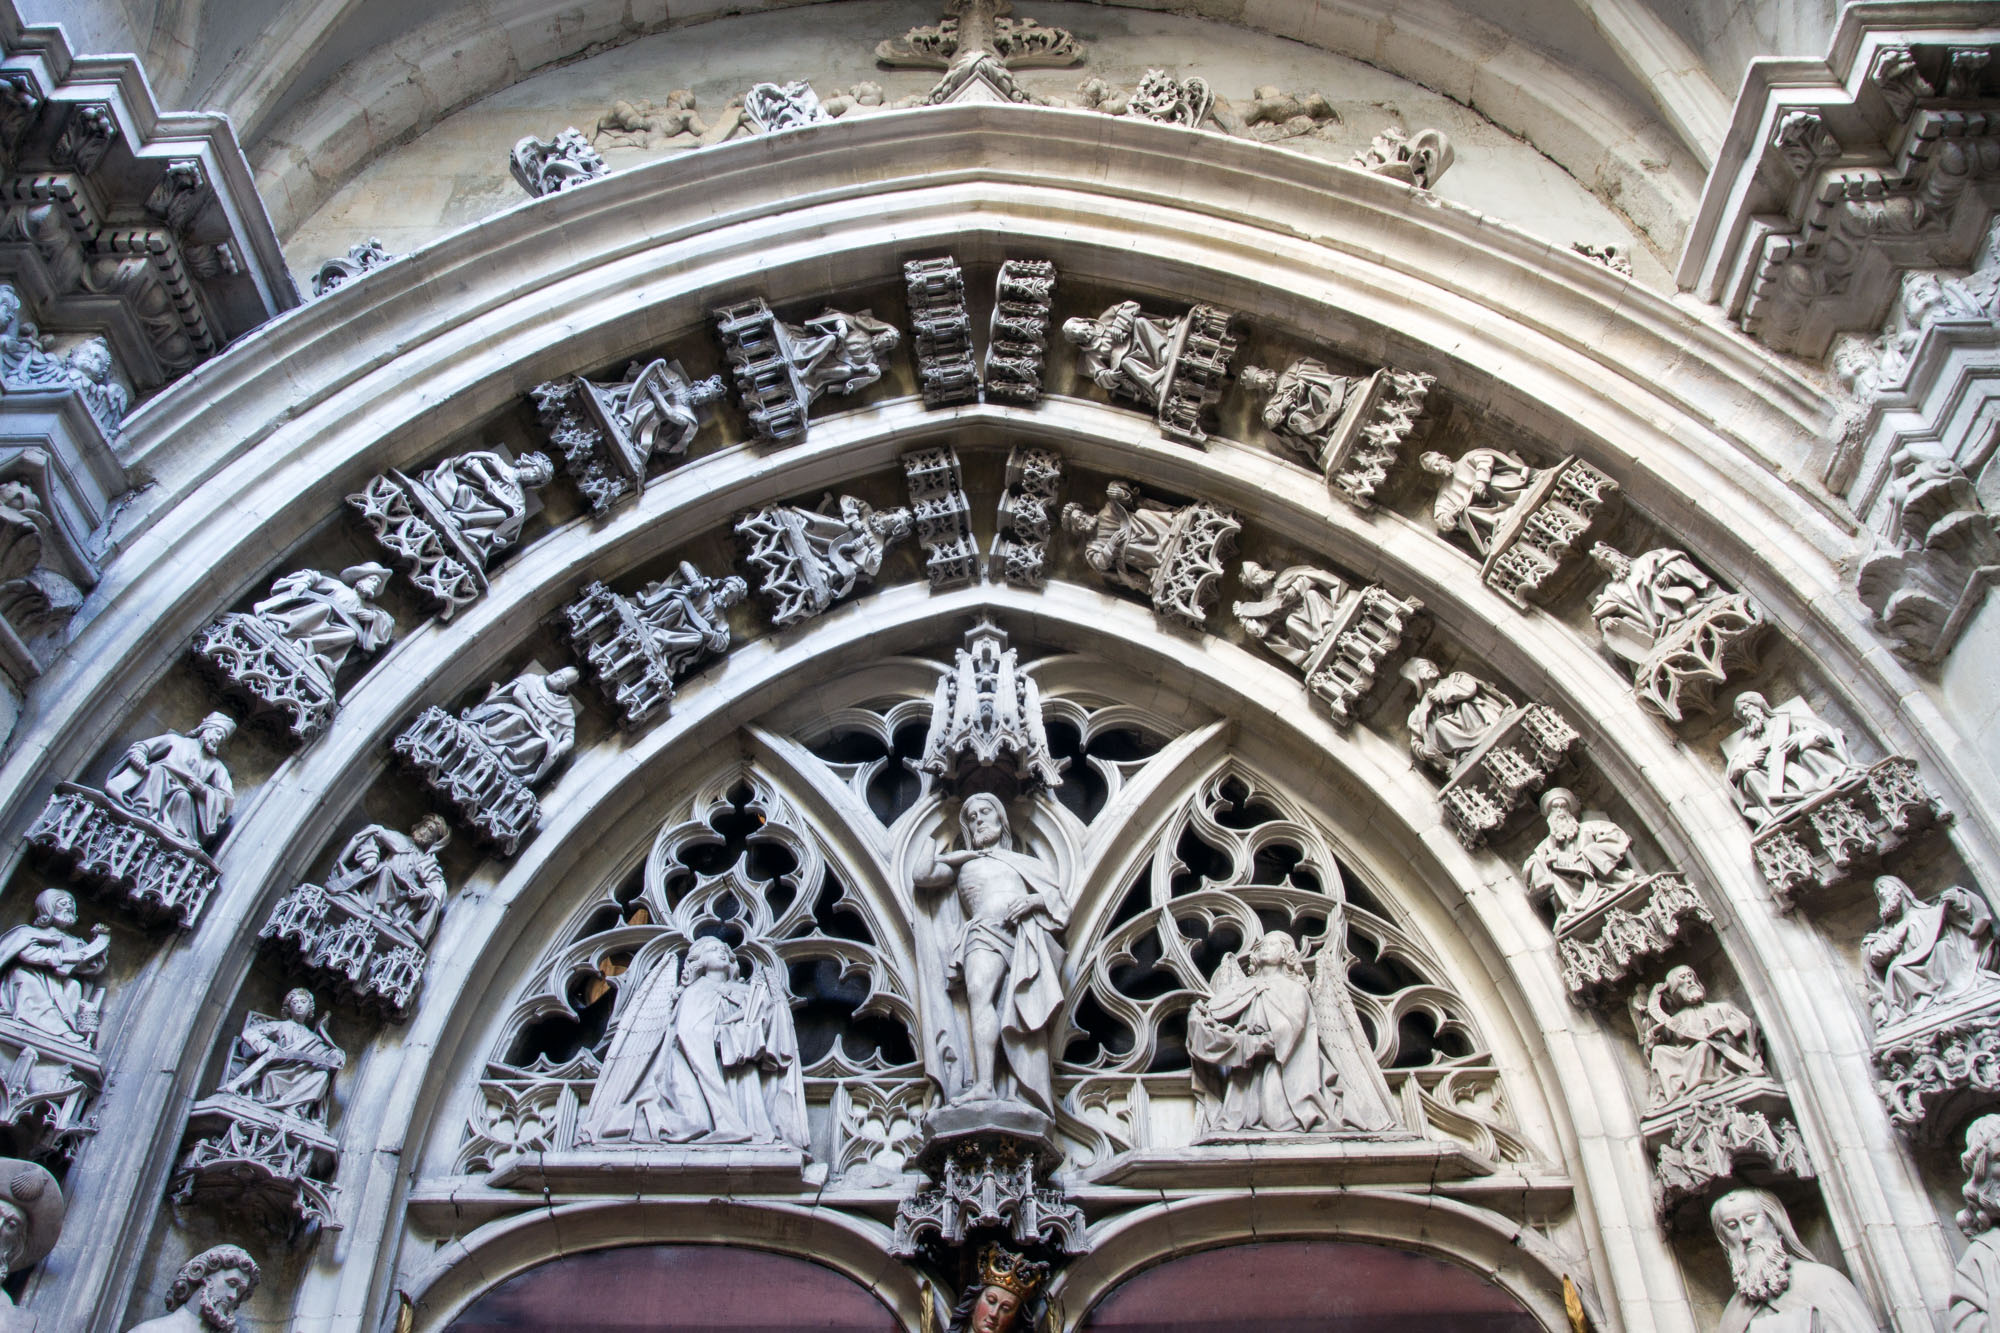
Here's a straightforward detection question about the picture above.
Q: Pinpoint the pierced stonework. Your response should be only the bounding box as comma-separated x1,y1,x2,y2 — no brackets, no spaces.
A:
392,668,580,855
171,989,343,1237
984,261,1056,405
1062,299,1239,445
903,446,978,589
561,562,745,728
1722,692,1951,907
1351,127,1455,190
26,712,234,930
0,889,108,1160
1633,966,1814,1219
348,449,553,619
1524,789,1712,1002
1857,449,2000,662
1419,448,1617,608
530,360,726,514
736,493,914,628
1062,480,1240,629
1865,875,2000,1139
1403,657,1577,849
308,238,395,297
1232,560,1423,726
904,257,979,408
509,128,608,197
259,816,454,1022
990,446,1061,588
891,1112,1085,1257
741,82,830,134
918,621,1066,794
1588,543,1767,722
712,299,900,444
192,565,395,742
1241,362,1433,509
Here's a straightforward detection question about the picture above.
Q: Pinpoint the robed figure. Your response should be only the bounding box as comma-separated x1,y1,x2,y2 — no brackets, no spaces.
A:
1242,358,1356,459
461,667,579,785
1405,658,1514,775
248,565,396,684
1419,448,1542,556
1232,561,1349,668
1864,875,2000,1027
1589,543,1728,666
101,713,236,847
1063,302,1181,407
220,989,344,1122
1062,482,1181,595
0,890,108,1049
577,936,806,1147
1722,692,1865,829
323,816,452,944
784,309,900,402
1633,965,1764,1107
415,449,552,560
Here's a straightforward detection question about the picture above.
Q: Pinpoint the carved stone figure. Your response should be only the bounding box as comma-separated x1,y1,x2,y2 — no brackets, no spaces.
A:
349,449,552,618
0,887,108,1159
984,261,1056,405
1720,691,1951,905
1061,299,1237,443
1211,86,1340,141
1240,357,1357,464
1635,966,1763,1107
260,816,453,1020
172,991,344,1233
1405,658,1514,775
711,299,899,443
1589,542,1765,720
1402,657,1576,847
1572,242,1634,275
531,358,726,512
123,1243,259,1333
1711,1189,1878,1333
735,494,913,628
1420,447,1542,558
593,92,710,149
0,480,83,662
509,127,608,196
1954,1114,2000,1331
1524,788,1641,922
903,445,978,589
1188,930,1397,1136
26,714,234,929
944,1245,1049,1333
915,795,1067,1112
1865,875,2000,1028
1233,560,1422,725
880,0,1081,106
1418,448,1617,606
309,237,395,297
990,445,1061,587
576,936,806,1148
0,290,131,439
1062,480,1240,628
1351,126,1455,189
1856,449,2000,662
919,622,1065,793
0,1157,60,1303
193,565,395,740
741,81,830,133
392,667,580,853
563,562,745,727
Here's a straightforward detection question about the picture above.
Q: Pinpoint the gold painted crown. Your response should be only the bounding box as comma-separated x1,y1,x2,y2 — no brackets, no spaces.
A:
977,1245,1048,1299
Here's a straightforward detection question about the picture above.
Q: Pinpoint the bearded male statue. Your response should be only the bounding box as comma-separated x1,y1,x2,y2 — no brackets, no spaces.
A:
1953,1113,2000,1331
125,1244,259,1332
1710,1189,1878,1333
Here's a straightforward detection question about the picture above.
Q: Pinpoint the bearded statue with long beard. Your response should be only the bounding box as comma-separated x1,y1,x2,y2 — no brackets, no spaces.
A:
1711,1189,1879,1333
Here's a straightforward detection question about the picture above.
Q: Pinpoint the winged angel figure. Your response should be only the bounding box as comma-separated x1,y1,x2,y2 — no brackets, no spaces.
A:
576,935,807,1147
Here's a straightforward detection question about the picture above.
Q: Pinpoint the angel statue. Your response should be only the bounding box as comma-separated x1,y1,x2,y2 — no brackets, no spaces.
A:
1186,929,1398,1136
577,936,807,1148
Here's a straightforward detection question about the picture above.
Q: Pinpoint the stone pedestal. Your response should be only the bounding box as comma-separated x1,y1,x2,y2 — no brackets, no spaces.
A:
391,706,542,854
1434,705,1578,848
1873,984,2000,1141
0,1014,99,1161
712,298,813,443
1551,873,1712,1001
171,1093,340,1237
891,1099,1086,1257
25,784,219,930
192,615,337,742
1750,757,1951,907
347,471,490,619
1626,594,1766,722
904,257,978,408
991,446,1061,587
903,446,977,589
259,886,428,1021
1315,368,1434,509
1641,1076,1813,1224
984,261,1056,404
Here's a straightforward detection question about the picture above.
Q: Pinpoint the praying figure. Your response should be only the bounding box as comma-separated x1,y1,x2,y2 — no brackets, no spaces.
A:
247,564,396,685
1232,561,1350,668
101,712,237,847
1588,542,1739,666
577,936,806,1148
1062,301,1183,408
1953,1114,2000,1332
1419,448,1544,557
218,989,344,1123
1862,875,1999,1028
914,794,1068,1112
1711,1188,1879,1333
0,889,108,1049
321,816,453,944
414,449,553,561
1521,787,1642,922
1403,657,1515,776
1632,965,1764,1107
1187,930,1397,1136
1722,692,1866,829
461,667,580,785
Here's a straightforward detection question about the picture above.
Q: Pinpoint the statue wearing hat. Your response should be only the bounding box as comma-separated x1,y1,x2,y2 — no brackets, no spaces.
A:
101,714,237,849
946,1245,1048,1333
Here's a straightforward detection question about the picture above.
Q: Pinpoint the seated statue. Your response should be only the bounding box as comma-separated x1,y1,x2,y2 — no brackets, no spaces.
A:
1403,657,1515,775
460,666,580,785
1062,301,1183,407
1723,692,1867,829
1633,965,1764,1107
1864,875,2000,1028
321,815,453,944
785,309,900,402
1589,542,1737,666
578,936,806,1147
597,359,725,460
247,564,396,684
629,562,746,674
101,712,236,847
414,449,553,561
1061,481,1181,594
0,889,108,1049
1419,448,1544,557
217,989,344,1123
1239,358,1357,461
1522,787,1642,922
1232,560,1349,668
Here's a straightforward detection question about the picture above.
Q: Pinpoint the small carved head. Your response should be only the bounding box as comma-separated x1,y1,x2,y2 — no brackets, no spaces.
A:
1249,930,1306,978
282,988,317,1024
196,711,237,752
1960,1114,2000,1236
716,575,749,608
1875,874,1916,922
1060,502,1094,538
30,888,76,929
1664,964,1705,1006
411,813,452,851
166,1243,261,1330
869,506,914,543
1237,365,1276,397
68,336,113,383
685,936,737,979
1059,315,1103,350
1539,787,1580,835
514,451,555,489
1732,691,1772,728
1710,1188,1809,1302
1237,560,1274,592
1401,656,1440,691
0,283,19,331
340,562,393,599
546,666,581,694
1588,542,1630,578
1417,450,1454,477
